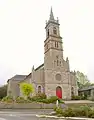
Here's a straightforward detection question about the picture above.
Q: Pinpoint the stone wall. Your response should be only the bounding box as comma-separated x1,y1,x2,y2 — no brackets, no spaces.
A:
0,102,56,109
0,101,94,109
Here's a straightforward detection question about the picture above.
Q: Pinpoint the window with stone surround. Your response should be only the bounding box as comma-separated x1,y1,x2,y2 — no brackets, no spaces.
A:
55,42,58,48
57,60,59,66
46,44,48,50
53,27,57,35
47,29,49,37
38,86,41,93
55,74,61,81
71,87,74,96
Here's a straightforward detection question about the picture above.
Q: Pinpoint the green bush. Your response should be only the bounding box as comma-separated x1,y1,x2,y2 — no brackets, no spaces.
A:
55,106,63,114
16,97,25,103
16,96,33,103
36,93,47,99
30,93,47,102
30,95,59,104
75,105,91,117
30,96,40,102
71,95,81,100
48,96,58,103
88,110,94,118
62,108,76,117
58,99,64,104
2,96,13,103
72,95,87,100
41,96,59,104
54,105,94,118
80,95,86,100
39,99,50,104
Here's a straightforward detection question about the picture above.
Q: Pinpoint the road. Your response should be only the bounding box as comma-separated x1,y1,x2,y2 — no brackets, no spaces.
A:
0,109,55,120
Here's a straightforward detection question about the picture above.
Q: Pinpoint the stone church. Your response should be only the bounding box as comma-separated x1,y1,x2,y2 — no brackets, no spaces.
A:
7,8,78,100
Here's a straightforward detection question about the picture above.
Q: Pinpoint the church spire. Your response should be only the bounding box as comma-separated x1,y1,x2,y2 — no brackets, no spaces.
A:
49,7,54,20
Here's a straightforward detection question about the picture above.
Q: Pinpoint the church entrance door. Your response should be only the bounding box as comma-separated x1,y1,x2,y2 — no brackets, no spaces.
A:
56,86,62,99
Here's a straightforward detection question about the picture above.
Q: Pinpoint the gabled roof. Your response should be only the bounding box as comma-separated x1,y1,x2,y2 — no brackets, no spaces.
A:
35,63,44,71
7,64,44,83
8,75,27,82
79,86,94,91
25,73,32,79
24,63,44,79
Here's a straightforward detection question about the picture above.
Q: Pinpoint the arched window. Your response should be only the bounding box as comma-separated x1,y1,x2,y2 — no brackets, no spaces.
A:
46,44,48,49
47,29,49,37
71,87,74,96
53,27,57,35
38,86,41,93
57,60,59,66
55,42,56,47
60,61,61,66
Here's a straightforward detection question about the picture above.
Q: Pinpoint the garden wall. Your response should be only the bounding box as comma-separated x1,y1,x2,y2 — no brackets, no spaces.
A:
0,102,56,109
0,100,94,109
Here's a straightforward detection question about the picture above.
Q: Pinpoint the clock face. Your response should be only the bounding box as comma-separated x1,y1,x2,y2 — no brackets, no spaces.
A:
55,74,61,81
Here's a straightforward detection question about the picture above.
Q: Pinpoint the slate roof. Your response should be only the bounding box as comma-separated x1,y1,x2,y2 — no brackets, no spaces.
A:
79,86,94,91
35,63,44,71
24,63,44,79
7,64,44,83
25,73,32,79
8,75,27,81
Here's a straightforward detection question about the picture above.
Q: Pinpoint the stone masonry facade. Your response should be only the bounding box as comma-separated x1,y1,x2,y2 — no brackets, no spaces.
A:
7,8,78,100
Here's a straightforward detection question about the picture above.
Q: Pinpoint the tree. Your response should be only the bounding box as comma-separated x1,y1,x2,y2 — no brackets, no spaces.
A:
75,71,91,89
0,84,7,99
20,83,34,99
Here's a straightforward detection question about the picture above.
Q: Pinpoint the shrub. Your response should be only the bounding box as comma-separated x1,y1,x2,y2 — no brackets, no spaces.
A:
30,93,47,102
30,96,39,102
54,105,94,118
55,106,63,115
80,95,86,100
48,96,58,103
63,108,76,117
16,97,25,103
58,99,64,104
20,83,34,99
80,105,91,117
40,99,50,104
2,96,13,103
36,93,47,99
54,107,76,117
30,95,58,104
71,95,81,100
74,105,91,117
88,110,94,118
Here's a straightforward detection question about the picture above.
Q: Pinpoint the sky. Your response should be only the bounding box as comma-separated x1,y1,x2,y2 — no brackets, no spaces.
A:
0,0,94,85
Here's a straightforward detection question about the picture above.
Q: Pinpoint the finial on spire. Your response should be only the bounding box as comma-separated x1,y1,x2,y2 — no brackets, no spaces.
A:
49,7,54,20
66,57,69,61
32,65,34,71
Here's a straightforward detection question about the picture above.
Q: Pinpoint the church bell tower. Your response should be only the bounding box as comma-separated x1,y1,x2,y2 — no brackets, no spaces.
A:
44,7,63,70
44,8,68,98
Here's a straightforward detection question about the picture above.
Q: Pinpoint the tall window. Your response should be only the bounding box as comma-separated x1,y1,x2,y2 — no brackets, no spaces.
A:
71,87,74,96
53,27,57,35
46,44,48,49
38,86,41,93
57,60,59,66
55,42,58,48
47,29,49,37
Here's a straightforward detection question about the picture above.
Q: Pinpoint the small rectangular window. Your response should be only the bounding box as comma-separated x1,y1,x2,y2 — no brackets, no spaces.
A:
55,42,58,48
